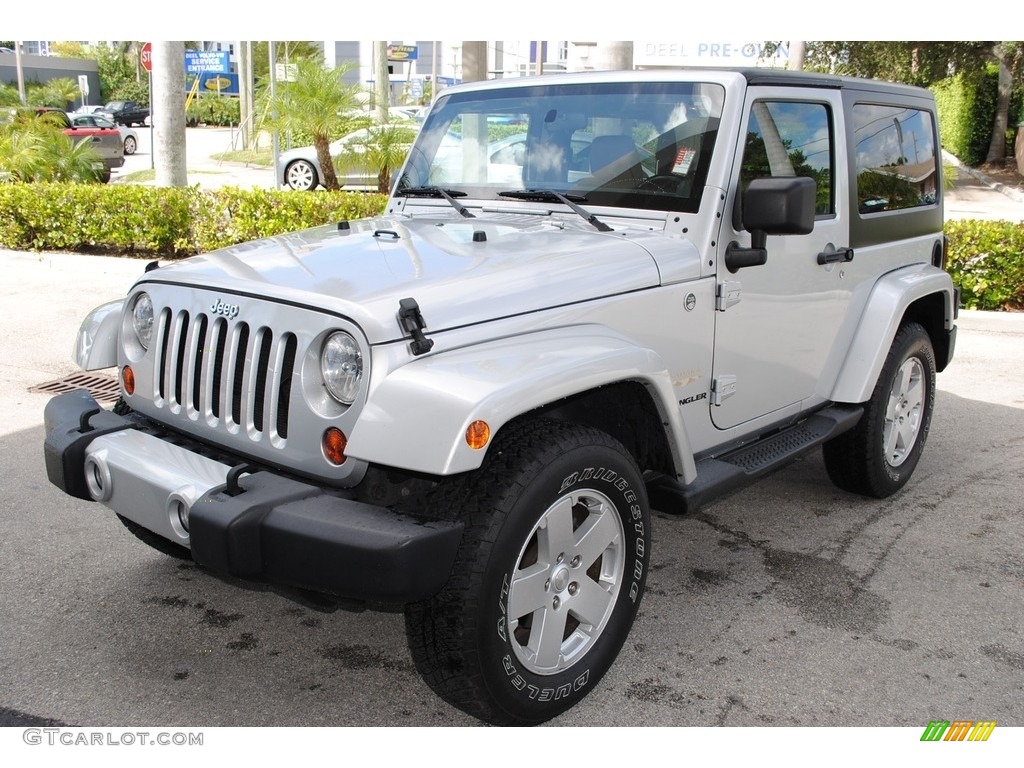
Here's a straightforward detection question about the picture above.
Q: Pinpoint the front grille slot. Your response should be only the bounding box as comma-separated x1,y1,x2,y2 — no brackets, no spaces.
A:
252,328,272,432
277,334,297,439
173,310,190,405
191,315,209,413
210,318,227,419
230,323,250,426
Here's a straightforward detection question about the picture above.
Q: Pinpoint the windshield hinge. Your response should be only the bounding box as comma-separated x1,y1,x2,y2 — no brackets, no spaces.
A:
716,281,742,312
398,298,435,356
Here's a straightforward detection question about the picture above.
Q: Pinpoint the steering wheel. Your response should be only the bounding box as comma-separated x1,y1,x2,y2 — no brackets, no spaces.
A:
635,174,684,193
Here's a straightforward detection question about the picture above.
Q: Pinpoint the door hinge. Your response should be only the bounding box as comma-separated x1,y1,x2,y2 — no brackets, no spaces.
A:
711,375,737,406
716,281,742,311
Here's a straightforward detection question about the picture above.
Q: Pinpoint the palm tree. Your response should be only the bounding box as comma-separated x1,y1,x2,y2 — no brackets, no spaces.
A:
0,82,21,107
43,78,81,109
344,122,419,193
0,109,104,182
265,58,366,191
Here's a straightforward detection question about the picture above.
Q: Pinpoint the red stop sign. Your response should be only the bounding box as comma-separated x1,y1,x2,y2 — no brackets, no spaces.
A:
140,42,152,72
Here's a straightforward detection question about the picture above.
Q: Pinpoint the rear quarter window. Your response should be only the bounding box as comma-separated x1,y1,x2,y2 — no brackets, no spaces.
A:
853,104,938,215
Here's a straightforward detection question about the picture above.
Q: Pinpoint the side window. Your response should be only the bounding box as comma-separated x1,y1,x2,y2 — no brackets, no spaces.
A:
853,104,937,214
740,101,834,216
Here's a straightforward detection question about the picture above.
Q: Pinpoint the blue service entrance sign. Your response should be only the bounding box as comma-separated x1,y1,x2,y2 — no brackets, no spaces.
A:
185,50,231,74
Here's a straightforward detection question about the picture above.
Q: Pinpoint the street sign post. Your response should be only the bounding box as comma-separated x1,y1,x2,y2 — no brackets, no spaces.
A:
141,42,152,170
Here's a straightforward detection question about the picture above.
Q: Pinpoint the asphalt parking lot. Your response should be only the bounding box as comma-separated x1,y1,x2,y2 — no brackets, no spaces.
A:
1,142,1022,736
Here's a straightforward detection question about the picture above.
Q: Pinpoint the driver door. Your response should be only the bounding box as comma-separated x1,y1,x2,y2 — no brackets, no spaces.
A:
711,89,852,430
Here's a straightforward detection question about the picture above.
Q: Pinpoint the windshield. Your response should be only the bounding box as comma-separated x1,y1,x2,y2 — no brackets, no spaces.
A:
398,80,725,213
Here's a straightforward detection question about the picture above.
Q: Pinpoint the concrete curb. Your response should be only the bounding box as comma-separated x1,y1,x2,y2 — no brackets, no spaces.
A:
942,149,1024,204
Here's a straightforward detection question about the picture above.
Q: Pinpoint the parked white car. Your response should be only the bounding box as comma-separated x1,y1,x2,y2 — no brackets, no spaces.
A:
70,112,139,156
277,123,419,191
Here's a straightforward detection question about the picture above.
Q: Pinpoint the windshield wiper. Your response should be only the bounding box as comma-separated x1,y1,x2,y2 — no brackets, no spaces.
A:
398,186,475,218
497,189,612,232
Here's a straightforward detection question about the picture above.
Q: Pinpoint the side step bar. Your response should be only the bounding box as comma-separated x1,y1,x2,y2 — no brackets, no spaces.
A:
646,405,864,515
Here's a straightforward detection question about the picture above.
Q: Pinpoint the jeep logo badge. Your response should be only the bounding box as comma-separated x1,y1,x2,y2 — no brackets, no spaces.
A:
211,299,240,319
684,293,697,312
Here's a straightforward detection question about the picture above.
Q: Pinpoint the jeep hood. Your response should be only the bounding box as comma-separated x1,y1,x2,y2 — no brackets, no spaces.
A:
142,214,692,344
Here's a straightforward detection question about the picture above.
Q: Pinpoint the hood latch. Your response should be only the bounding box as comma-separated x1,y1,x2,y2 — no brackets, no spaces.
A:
398,298,435,356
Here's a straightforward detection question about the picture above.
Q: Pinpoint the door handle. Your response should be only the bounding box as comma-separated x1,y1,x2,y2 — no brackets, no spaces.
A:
817,245,854,265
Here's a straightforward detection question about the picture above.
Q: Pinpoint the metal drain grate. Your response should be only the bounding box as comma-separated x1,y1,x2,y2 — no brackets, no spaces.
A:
30,372,121,402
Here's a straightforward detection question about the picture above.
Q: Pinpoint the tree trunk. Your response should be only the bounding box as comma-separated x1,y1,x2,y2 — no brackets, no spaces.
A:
986,50,1013,163
315,135,340,191
788,41,806,71
152,41,188,187
375,42,390,122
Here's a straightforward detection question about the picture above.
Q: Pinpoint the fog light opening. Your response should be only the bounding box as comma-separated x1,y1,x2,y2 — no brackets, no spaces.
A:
83,455,112,502
175,499,190,532
167,493,191,540
323,427,348,465
122,365,136,396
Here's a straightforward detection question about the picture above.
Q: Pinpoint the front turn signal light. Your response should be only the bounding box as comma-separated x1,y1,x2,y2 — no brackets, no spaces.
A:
122,366,135,396
323,427,348,465
466,420,490,450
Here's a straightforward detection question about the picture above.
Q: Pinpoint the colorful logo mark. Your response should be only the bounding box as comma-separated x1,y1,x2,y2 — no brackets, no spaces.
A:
921,720,997,742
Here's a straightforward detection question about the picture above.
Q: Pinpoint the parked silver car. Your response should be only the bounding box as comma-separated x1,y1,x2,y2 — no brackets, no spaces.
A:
277,124,418,191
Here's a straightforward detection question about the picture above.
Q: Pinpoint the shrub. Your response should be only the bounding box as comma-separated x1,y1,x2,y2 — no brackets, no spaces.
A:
933,67,999,167
108,80,149,107
945,218,1024,310
2,182,1021,313
0,183,387,257
186,94,241,127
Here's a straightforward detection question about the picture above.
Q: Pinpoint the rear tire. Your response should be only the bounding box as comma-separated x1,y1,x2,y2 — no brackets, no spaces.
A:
285,160,318,191
405,418,650,725
823,322,936,497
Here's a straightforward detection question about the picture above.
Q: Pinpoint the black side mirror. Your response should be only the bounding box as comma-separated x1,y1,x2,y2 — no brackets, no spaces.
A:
726,177,816,272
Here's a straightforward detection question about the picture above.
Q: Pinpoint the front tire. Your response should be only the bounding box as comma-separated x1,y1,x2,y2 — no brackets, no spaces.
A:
405,419,650,725
824,322,936,497
123,135,137,155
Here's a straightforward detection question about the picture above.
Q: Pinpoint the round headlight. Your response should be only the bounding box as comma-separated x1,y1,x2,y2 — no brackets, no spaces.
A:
131,292,154,350
321,331,363,404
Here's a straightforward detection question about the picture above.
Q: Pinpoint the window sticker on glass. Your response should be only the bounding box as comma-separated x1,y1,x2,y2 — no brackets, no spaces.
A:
672,147,696,174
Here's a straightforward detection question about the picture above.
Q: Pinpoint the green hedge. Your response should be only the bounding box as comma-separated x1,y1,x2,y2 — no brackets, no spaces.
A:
933,68,998,167
945,218,1024,310
0,183,387,257
186,95,241,127
1,183,1021,311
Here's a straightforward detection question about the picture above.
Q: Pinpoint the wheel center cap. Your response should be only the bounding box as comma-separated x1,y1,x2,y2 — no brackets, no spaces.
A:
551,565,570,593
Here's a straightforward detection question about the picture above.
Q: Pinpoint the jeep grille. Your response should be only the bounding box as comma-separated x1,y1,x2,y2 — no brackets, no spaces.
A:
122,285,369,486
154,309,298,441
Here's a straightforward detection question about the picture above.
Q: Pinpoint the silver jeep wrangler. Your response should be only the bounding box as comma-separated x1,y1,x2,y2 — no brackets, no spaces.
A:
44,69,957,725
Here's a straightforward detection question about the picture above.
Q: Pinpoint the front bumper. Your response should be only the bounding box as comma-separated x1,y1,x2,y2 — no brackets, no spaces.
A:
43,390,463,603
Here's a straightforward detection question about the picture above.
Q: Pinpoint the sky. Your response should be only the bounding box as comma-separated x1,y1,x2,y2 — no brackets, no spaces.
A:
2,2,1001,45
